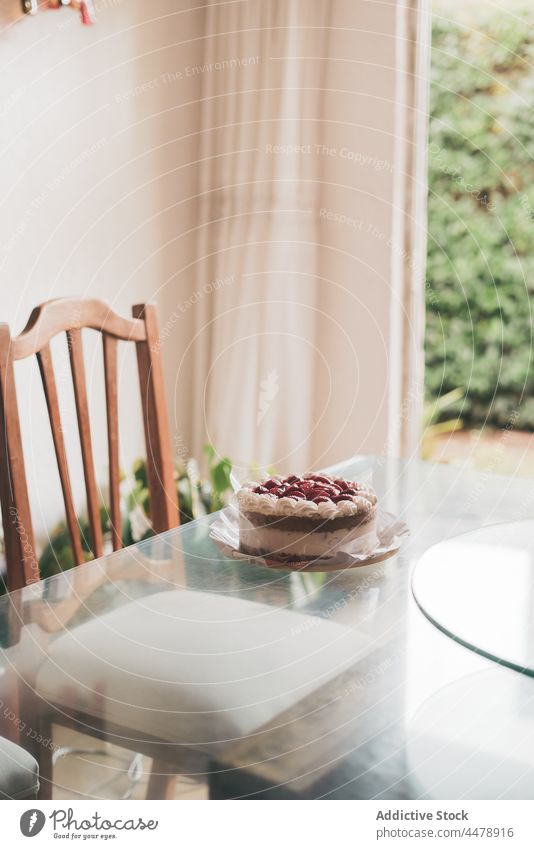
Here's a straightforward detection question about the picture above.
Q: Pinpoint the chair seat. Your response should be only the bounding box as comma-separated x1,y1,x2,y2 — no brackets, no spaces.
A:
0,736,39,799
36,590,371,752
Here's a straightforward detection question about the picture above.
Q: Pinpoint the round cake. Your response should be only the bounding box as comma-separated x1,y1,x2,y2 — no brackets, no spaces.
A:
236,473,378,561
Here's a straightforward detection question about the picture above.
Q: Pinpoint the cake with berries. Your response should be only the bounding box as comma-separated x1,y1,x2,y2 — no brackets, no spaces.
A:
236,473,378,561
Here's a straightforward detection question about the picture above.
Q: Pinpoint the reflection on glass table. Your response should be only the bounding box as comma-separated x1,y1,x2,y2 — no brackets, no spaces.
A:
406,666,534,800
412,520,534,675
1,456,534,799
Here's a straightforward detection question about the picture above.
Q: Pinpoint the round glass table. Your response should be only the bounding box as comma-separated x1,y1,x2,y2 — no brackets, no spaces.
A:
412,519,534,675
405,666,534,799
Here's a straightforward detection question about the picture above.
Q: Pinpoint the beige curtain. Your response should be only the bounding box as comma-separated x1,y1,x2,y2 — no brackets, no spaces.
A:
192,0,330,478
192,0,430,475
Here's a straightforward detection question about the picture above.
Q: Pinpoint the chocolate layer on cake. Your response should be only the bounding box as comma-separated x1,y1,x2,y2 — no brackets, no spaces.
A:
240,509,375,533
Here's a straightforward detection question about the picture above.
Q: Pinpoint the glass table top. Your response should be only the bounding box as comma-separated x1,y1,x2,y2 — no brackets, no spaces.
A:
412,520,534,676
1,455,534,799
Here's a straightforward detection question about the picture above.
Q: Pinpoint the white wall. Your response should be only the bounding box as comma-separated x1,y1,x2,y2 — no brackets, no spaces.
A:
0,0,204,536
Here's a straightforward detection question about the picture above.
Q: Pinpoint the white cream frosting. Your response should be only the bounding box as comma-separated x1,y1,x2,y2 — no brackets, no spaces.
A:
237,476,377,519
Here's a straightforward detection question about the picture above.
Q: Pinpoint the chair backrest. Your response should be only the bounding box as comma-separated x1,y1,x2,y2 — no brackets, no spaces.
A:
0,298,179,591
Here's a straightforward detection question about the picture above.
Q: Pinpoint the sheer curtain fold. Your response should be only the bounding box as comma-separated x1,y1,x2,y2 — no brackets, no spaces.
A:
191,0,430,475
194,0,330,476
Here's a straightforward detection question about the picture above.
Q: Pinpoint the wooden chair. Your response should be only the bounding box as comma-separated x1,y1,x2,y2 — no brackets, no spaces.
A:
0,298,178,591
0,297,180,798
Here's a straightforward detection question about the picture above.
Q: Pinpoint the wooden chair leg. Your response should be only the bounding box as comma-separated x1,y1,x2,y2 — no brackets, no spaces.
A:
147,759,176,799
0,665,21,744
17,685,53,799
36,719,53,800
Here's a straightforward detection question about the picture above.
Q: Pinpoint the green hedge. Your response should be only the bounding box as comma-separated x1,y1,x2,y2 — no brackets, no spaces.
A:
426,5,534,428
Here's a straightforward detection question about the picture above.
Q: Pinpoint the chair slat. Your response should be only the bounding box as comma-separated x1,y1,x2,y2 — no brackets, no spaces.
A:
37,345,85,567
67,329,104,559
103,334,122,551
0,325,38,590
133,304,179,534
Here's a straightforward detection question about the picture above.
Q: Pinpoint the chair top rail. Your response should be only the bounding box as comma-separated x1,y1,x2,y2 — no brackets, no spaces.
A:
8,298,147,360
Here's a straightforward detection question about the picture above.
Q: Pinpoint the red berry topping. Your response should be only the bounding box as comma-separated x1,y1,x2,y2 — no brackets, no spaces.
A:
254,474,366,504
284,488,306,498
309,475,332,485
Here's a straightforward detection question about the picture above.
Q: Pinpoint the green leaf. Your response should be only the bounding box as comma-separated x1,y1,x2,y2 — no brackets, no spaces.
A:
212,457,233,494
203,443,216,464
